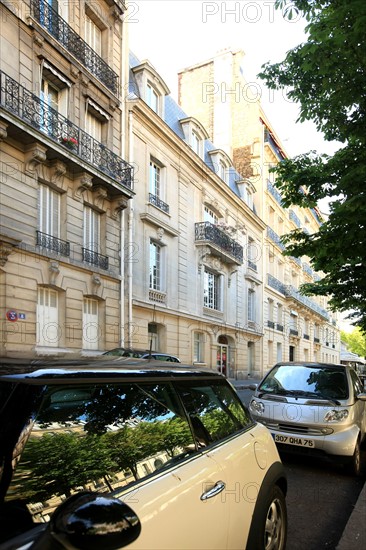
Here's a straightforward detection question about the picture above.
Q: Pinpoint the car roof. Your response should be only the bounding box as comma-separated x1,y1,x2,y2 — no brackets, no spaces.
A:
0,356,220,384
272,361,346,369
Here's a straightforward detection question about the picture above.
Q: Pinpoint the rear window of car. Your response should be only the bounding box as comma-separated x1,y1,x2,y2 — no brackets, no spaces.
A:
259,364,349,400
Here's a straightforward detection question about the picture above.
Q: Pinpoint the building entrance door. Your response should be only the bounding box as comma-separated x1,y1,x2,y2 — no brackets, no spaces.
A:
217,344,228,377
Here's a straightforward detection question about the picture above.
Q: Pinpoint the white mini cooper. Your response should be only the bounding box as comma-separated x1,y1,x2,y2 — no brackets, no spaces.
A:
0,357,287,550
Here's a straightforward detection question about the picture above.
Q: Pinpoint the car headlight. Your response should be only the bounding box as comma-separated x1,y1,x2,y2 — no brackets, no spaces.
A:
249,399,265,415
324,409,349,422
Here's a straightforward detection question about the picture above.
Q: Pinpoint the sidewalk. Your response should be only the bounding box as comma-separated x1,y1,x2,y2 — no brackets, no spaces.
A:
229,377,366,550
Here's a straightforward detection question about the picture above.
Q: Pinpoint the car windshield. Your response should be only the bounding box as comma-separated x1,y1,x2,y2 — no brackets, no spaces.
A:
259,364,349,401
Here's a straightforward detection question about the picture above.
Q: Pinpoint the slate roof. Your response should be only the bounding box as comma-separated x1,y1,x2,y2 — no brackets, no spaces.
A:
129,52,256,212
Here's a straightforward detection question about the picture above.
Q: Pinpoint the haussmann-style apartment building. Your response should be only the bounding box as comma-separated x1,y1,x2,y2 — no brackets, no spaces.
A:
0,2,339,377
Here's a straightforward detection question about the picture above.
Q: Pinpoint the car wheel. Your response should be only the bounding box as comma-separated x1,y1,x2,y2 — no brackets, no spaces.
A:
246,485,287,550
345,439,362,477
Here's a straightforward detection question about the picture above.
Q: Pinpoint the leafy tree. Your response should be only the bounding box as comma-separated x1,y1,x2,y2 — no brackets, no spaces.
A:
258,0,366,329
341,328,366,358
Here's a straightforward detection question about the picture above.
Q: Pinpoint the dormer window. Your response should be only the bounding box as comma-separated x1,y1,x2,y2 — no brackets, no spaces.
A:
132,61,170,118
208,149,232,184
237,179,256,210
180,117,209,159
146,83,159,113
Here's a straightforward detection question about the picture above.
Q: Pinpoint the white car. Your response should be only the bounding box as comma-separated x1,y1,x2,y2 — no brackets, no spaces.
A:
0,357,287,549
249,361,366,476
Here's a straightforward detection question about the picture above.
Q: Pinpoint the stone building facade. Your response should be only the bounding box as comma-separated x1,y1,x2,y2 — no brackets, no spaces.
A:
0,0,133,355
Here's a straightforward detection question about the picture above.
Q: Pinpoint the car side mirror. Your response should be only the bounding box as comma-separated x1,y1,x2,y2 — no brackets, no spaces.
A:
248,384,258,391
30,491,141,550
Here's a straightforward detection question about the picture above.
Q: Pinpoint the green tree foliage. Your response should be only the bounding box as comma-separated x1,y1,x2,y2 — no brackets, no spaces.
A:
259,0,366,329
341,328,366,358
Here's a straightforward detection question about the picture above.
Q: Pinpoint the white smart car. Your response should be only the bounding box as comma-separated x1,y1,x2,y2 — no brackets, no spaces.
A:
249,361,366,476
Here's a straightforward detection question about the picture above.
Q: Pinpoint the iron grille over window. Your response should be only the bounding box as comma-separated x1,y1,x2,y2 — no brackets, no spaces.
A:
82,248,109,270
36,231,70,256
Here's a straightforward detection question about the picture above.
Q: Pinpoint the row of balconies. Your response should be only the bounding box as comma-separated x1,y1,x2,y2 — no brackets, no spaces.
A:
36,231,109,270
267,274,330,321
0,71,133,191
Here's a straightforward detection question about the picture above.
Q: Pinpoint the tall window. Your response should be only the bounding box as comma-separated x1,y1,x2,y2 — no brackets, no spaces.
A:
150,241,161,290
85,112,102,141
268,298,274,322
85,14,102,55
248,288,256,322
84,206,100,252
83,298,99,350
37,287,59,347
149,161,161,197
38,184,60,237
204,269,221,310
146,83,159,113
193,332,204,363
277,303,283,326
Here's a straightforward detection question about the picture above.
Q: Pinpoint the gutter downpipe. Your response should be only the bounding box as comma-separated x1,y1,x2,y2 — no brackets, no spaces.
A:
127,108,134,347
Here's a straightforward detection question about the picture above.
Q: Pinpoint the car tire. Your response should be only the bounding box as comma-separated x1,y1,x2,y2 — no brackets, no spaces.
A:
246,484,287,550
345,439,362,477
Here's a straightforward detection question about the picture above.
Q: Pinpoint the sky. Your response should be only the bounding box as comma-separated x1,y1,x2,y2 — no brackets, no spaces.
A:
127,0,339,160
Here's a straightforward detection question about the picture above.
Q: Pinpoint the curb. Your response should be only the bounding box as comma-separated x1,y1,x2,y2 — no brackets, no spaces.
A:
336,479,366,549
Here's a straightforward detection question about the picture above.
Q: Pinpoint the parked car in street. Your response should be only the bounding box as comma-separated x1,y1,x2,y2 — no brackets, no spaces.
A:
0,357,287,550
103,347,181,362
249,361,366,476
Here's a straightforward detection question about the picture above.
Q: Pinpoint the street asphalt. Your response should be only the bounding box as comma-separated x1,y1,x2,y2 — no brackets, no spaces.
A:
229,377,366,550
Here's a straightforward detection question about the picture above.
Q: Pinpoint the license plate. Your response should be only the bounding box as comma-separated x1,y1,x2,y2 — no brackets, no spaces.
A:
273,434,314,448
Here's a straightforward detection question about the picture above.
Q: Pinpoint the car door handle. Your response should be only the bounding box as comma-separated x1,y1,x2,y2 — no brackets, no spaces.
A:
200,481,226,501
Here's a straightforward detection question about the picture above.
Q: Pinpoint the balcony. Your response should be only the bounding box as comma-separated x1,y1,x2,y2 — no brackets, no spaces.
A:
267,226,286,251
82,248,109,270
267,180,283,206
30,0,118,95
0,71,133,192
267,320,275,329
36,231,70,256
195,222,243,265
149,193,169,214
284,285,330,320
267,274,286,295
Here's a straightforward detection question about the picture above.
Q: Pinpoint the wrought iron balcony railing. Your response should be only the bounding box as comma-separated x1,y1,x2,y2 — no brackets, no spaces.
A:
36,230,70,256
267,226,286,251
30,0,118,94
267,274,286,295
149,193,169,213
284,285,330,320
195,222,243,264
267,180,283,206
0,71,133,190
82,248,109,270
289,209,301,228
267,320,275,329
248,260,258,271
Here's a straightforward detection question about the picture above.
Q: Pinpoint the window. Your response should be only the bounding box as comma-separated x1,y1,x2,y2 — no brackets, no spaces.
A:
148,323,159,351
83,298,99,350
37,287,59,347
150,241,162,291
146,83,159,113
204,206,218,224
204,269,221,311
38,184,60,237
268,299,274,322
248,237,257,270
191,131,200,154
248,288,256,322
276,342,282,362
149,160,161,196
193,332,204,363
83,206,100,252
85,111,102,142
85,14,102,55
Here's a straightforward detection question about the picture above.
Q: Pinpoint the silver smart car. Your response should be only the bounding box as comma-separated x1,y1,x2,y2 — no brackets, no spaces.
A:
249,362,366,476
